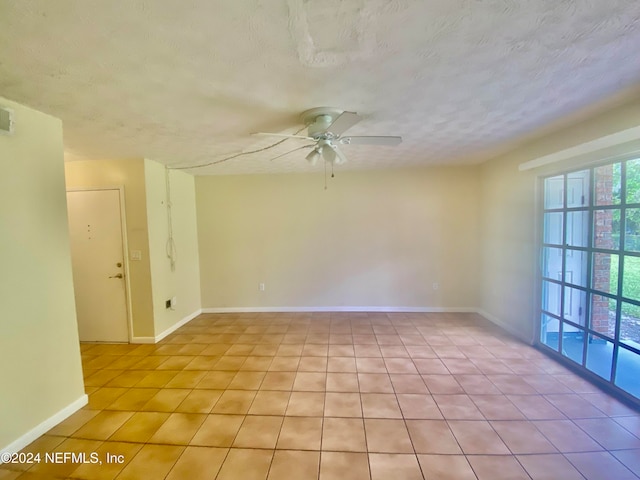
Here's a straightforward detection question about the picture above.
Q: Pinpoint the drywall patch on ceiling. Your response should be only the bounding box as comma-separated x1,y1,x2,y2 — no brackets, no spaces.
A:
287,0,380,67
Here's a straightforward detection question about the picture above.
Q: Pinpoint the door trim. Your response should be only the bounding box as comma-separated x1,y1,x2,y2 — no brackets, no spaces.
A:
66,186,133,343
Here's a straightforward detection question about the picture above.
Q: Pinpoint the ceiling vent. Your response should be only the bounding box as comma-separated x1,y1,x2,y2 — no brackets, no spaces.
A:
0,107,14,135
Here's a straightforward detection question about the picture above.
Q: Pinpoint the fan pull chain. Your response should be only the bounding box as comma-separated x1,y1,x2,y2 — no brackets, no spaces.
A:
324,159,328,190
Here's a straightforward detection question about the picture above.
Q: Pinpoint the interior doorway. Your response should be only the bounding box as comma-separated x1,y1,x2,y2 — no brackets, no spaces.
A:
67,188,130,342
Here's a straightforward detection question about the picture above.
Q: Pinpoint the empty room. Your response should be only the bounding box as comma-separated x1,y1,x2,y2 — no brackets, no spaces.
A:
2,1,640,479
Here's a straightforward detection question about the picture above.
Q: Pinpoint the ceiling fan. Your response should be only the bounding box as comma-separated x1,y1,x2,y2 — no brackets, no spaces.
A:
254,107,402,165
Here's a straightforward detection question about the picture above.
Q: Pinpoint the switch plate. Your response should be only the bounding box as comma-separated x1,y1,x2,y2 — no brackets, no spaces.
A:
259,283,265,291
131,250,142,261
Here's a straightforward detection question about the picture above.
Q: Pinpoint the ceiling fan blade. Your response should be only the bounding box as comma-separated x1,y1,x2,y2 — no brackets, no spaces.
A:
327,111,361,135
339,136,402,146
267,144,314,161
252,132,313,140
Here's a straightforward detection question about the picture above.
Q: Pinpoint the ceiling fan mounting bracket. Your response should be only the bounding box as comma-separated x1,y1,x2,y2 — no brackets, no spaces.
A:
300,107,344,127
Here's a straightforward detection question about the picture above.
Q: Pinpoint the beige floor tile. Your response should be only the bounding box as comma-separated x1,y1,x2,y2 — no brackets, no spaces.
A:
298,356,328,372
491,420,557,454
109,411,169,442
69,441,142,480
268,450,320,480
406,420,462,454
105,370,149,388
361,393,402,418
532,419,604,452
233,415,283,448
240,356,274,371
134,370,179,388
357,373,394,393
248,390,290,415
433,394,484,420
114,444,184,480
286,392,325,416
211,390,257,414
166,445,228,480
190,414,244,447
149,413,207,445
73,411,134,440
611,449,640,477
87,387,129,409
565,451,638,480
516,453,585,480
107,387,159,410
324,392,362,417
411,359,449,375
47,409,99,437
27,438,103,478
467,454,530,480
319,451,370,480
447,420,510,454
389,374,429,394
396,394,443,419
421,375,464,394
364,419,413,453
165,370,207,388
216,448,273,480
354,344,382,357
176,389,223,413
327,357,357,372
326,373,359,392
369,453,422,480
574,417,640,450
302,344,329,356
544,393,608,419
141,388,191,412
185,355,220,370
507,394,566,420
268,356,301,371
322,417,367,452
356,358,387,373
469,394,526,420
417,454,476,480
260,372,296,391
228,371,266,390
196,371,236,389
293,372,327,391
277,416,323,450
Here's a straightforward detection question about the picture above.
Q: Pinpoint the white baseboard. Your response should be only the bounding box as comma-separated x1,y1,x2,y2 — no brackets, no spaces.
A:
155,309,202,342
130,336,156,344
0,394,88,460
201,306,478,314
476,308,534,344
131,309,202,344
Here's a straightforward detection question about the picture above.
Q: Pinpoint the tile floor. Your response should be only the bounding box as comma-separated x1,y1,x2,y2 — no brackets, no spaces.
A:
2,312,640,479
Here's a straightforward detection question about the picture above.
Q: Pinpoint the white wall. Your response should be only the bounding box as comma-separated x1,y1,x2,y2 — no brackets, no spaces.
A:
0,97,85,451
196,167,481,310
144,159,201,337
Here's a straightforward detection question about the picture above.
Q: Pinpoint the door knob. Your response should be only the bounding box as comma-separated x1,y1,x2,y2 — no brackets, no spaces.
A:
109,273,124,279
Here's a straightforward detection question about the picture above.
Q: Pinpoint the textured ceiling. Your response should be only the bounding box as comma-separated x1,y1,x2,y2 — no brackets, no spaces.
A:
1,0,640,175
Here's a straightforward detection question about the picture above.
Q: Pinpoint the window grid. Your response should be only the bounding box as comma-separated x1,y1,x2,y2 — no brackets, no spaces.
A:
539,160,640,402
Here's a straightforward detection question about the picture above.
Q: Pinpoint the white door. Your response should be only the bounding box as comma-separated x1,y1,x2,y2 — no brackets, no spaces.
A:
67,189,129,342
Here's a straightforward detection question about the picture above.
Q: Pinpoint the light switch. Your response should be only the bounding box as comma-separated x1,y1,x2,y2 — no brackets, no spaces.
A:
131,250,142,261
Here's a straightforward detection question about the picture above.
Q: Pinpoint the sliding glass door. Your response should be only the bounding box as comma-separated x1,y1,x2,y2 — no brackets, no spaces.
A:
540,159,640,402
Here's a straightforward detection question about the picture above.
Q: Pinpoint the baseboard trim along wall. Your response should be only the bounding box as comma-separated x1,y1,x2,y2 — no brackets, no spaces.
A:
201,306,478,314
154,309,202,343
0,394,88,461
131,309,202,344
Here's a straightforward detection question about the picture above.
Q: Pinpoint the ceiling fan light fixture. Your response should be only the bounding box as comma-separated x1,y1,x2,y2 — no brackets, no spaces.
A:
306,147,322,166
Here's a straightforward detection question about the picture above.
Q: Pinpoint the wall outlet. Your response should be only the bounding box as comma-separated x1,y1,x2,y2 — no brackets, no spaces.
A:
259,283,265,291
131,250,142,261
165,297,176,310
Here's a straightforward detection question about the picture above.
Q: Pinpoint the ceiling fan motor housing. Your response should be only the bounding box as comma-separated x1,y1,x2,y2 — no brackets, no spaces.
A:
302,107,343,139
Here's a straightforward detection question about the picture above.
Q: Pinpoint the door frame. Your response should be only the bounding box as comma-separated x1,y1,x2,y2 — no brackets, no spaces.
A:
66,186,134,343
